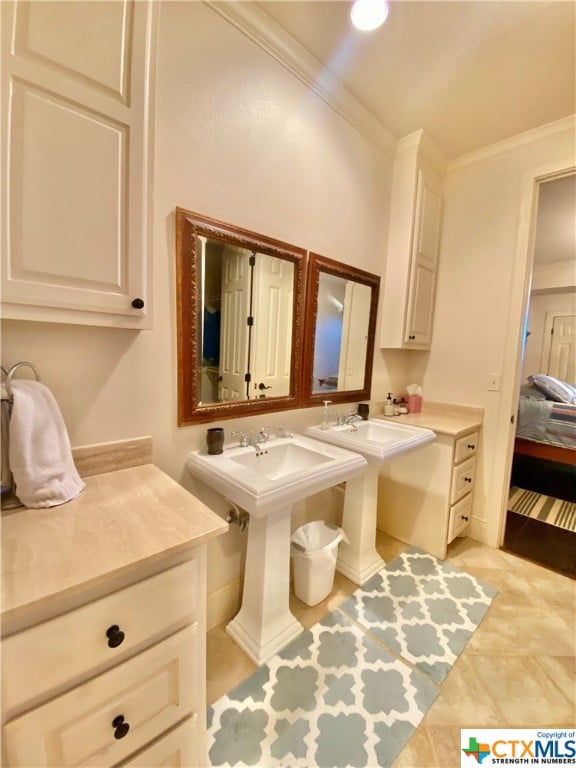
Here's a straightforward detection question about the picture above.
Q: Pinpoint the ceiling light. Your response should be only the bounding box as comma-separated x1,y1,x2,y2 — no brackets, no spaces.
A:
350,0,389,31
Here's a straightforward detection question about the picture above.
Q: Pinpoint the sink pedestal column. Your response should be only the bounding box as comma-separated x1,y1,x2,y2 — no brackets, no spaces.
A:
337,464,384,585
226,505,303,666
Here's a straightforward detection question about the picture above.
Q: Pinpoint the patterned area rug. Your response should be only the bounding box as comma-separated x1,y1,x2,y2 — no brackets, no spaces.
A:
338,547,497,684
207,547,496,768
509,486,576,532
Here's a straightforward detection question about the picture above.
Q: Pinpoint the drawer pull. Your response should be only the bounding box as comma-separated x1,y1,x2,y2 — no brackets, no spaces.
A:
462,516,469,521
467,444,476,450
112,715,130,740
106,624,125,648
464,477,472,483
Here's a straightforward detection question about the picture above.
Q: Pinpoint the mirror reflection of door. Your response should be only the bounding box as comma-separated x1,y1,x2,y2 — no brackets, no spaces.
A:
199,237,295,405
251,254,294,400
338,281,371,390
220,244,251,401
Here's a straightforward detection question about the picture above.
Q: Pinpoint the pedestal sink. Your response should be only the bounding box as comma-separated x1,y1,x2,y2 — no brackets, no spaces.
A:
306,419,435,584
186,435,366,665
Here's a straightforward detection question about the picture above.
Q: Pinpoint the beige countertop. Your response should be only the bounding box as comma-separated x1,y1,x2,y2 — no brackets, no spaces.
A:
2,463,227,630
374,400,483,437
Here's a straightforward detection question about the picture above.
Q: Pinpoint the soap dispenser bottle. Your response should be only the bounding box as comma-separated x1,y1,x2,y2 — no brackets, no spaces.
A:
321,400,332,430
384,393,395,416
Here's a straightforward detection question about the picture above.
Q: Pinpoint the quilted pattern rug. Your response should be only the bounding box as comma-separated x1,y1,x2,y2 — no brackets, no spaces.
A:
207,547,496,768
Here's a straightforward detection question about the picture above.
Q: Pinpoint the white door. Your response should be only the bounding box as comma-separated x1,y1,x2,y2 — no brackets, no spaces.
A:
220,247,251,401
250,255,294,399
547,313,576,383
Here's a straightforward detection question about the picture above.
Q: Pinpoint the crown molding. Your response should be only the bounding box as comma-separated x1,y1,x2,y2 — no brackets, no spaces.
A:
205,1,397,159
448,115,576,173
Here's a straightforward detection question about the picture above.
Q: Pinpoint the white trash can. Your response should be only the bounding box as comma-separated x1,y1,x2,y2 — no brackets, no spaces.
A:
290,521,344,606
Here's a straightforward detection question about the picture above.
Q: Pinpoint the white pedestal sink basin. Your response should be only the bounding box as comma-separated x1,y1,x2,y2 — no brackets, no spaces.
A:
306,419,435,584
186,434,367,665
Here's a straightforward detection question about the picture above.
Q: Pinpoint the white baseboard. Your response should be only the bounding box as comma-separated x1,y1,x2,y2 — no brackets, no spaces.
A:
207,577,242,631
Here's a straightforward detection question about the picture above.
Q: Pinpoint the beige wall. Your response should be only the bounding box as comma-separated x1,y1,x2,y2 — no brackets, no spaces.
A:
1,3,399,599
423,118,576,547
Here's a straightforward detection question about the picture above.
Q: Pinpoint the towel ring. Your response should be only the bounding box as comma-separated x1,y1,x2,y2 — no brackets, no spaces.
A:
5,362,41,400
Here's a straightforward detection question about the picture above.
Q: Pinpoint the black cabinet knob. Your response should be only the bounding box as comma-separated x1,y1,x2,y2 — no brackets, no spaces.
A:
462,515,469,522
467,444,476,450
408,334,416,340
106,624,125,648
131,298,144,309
112,715,130,740
464,477,472,483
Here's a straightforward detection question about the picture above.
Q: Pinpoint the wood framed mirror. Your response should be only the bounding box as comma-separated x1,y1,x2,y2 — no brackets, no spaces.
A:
302,252,380,407
176,208,306,425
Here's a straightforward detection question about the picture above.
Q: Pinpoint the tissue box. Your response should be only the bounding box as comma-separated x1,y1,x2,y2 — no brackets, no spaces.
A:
407,395,422,414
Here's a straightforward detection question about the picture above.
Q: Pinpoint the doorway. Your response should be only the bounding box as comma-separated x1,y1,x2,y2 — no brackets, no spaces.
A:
501,172,576,577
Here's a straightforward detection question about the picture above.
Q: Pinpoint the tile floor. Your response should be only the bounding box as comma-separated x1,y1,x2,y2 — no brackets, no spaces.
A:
206,531,576,768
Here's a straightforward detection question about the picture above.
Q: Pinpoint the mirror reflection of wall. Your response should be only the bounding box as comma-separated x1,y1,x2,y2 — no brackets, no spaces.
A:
313,274,372,393
313,273,345,392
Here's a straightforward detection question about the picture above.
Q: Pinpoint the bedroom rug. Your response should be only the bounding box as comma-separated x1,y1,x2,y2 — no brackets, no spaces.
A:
509,485,576,532
207,547,496,768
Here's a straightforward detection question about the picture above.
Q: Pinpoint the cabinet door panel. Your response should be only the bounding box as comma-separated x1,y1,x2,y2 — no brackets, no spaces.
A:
448,494,472,543
454,431,479,464
120,717,199,767
2,560,198,712
1,0,155,328
405,172,442,346
450,456,476,505
3,626,198,768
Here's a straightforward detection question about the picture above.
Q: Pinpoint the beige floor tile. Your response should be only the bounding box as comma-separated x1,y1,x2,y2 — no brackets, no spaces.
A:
418,725,464,768
423,655,503,726
206,624,255,706
468,655,575,725
466,598,576,656
392,725,436,768
533,656,576,705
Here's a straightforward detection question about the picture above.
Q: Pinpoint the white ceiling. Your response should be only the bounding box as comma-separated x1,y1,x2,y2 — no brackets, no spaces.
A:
256,0,576,159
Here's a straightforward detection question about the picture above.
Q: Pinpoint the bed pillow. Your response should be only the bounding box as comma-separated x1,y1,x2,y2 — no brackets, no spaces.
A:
527,374,576,404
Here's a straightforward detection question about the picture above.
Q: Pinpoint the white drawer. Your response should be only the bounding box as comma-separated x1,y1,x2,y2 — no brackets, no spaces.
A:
448,495,472,543
3,625,198,768
120,717,199,767
450,456,476,505
2,559,198,712
454,431,479,464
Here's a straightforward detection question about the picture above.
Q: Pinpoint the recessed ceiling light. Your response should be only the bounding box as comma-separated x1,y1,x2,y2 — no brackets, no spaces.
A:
350,0,389,32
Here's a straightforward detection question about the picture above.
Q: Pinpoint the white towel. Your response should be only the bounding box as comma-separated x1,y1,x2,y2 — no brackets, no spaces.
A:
8,380,85,508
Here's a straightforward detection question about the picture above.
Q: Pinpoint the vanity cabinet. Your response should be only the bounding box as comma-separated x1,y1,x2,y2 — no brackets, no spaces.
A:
380,130,446,349
0,0,157,328
1,461,228,767
377,416,480,560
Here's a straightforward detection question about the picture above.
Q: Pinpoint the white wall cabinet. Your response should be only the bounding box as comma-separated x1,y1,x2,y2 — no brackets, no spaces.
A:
380,130,446,349
1,0,157,328
377,428,479,560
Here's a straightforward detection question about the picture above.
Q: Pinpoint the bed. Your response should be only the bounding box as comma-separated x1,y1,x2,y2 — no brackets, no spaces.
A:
516,387,576,463
513,375,576,501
